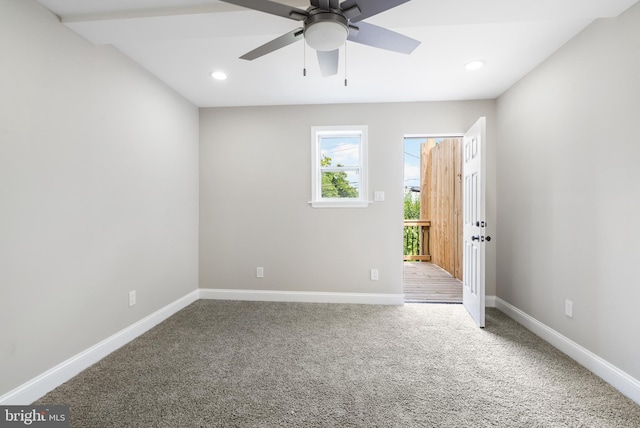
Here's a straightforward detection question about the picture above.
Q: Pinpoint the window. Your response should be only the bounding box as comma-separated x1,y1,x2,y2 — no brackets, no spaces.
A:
311,125,368,208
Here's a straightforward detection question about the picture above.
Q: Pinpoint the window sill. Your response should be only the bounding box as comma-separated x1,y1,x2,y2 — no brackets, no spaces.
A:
310,200,370,208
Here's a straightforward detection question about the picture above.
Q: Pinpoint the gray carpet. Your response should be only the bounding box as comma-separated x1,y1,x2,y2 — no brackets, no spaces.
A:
37,301,640,427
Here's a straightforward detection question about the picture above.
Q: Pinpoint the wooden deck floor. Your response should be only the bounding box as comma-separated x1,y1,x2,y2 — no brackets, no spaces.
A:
403,262,462,303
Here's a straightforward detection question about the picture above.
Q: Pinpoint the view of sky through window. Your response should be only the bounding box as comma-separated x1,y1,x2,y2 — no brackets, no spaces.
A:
320,136,360,167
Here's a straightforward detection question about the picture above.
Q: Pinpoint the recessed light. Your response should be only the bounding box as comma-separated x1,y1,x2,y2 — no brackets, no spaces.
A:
210,71,227,80
465,60,485,71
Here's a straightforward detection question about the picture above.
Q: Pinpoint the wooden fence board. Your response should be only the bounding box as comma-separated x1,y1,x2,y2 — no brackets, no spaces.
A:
420,138,463,280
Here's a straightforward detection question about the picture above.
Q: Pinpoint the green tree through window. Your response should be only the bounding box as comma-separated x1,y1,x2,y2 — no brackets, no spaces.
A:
321,155,358,198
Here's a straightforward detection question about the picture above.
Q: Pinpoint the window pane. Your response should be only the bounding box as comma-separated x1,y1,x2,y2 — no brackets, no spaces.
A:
320,135,360,168
321,170,360,198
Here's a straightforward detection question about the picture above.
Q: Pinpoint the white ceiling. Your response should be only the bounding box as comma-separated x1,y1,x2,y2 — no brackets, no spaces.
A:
38,0,638,107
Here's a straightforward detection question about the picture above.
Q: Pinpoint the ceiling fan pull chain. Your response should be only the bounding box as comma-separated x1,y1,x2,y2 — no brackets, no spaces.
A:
303,42,307,77
344,42,348,87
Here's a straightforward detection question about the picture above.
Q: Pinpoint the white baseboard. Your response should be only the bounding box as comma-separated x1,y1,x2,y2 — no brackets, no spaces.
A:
199,288,405,306
0,290,199,405
495,297,640,405
485,295,496,308
7,291,636,407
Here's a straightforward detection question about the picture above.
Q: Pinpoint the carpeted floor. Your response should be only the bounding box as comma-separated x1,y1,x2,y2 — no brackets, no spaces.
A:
36,301,640,427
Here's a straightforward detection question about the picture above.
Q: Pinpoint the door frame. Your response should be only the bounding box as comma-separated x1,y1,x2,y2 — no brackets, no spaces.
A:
402,133,464,298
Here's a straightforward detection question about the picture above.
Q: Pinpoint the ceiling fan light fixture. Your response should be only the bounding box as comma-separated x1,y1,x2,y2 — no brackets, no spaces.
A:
304,17,348,51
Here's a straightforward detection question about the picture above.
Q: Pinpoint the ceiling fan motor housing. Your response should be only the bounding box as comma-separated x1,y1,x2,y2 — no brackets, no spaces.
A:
303,10,349,51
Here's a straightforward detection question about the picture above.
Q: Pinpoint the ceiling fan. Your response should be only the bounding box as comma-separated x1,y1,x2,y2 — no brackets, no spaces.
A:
219,0,420,77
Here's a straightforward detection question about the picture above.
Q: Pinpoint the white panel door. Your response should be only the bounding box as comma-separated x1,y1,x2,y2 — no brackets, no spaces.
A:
462,117,487,328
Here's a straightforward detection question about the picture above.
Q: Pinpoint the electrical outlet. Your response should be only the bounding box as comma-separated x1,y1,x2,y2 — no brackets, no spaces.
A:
129,290,136,307
256,267,264,278
565,299,573,318
370,269,379,281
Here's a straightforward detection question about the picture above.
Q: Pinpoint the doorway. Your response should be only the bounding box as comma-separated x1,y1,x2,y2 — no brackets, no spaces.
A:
403,135,463,303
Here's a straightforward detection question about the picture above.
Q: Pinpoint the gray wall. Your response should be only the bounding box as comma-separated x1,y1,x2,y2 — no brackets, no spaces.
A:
496,3,640,379
0,1,199,396
200,101,496,297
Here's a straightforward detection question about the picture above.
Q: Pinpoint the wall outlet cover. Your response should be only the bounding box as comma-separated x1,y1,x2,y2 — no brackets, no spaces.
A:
565,299,573,318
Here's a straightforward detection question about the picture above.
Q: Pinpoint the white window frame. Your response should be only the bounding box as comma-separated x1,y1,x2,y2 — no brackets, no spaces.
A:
310,125,368,208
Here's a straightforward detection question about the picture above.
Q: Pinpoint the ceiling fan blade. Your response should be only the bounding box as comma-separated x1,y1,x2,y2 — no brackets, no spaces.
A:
317,49,339,77
240,28,304,60
219,0,308,21
339,0,410,23
347,21,420,54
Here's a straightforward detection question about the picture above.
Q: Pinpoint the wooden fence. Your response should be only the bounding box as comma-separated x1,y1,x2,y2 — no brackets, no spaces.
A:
420,138,463,280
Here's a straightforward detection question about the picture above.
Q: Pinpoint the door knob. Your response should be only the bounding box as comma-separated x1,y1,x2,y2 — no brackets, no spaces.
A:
472,236,480,241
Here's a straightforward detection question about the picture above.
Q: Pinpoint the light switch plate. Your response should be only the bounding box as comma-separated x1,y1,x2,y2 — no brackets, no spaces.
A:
374,191,385,202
